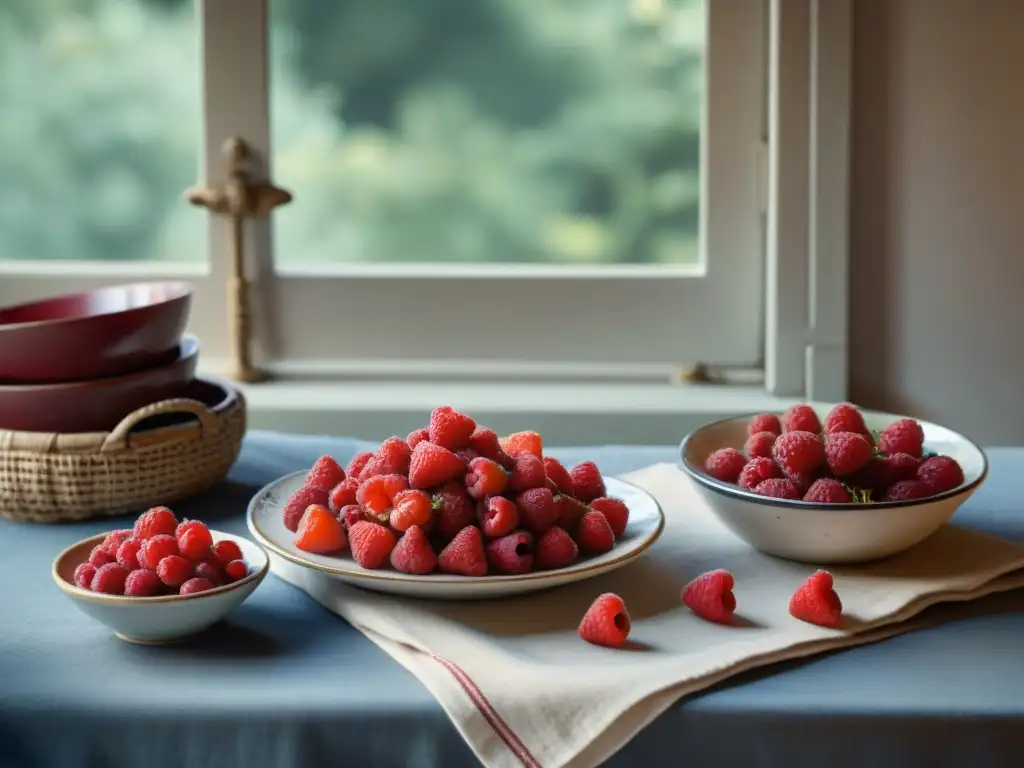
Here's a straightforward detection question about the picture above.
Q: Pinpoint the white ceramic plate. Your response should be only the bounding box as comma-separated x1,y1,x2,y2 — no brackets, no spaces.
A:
247,471,664,600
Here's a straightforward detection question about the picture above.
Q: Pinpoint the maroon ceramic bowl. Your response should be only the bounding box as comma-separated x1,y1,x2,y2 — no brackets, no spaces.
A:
0,282,193,382
0,335,200,433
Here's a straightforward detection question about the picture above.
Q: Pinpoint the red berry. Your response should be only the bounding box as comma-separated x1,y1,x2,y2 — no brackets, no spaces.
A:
454,447,481,467
438,525,488,577
211,540,244,567
682,569,736,624
824,431,873,476
406,427,430,449
772,431,825,475
515,487,560,533
156,555,193,587
408,441,465,489
193,560,223,587
390,489,433,532
294,504,348,554
468,427,516,470
373,437,413,476
738,457,780,490
348,521,397,569
744,431,777,460
282,484,330,532
339,504,369,530
508,453,547,493
589,497,629,538
703,448,747,483
747,413,782,436
73,562,97,589
878,418,925,458
430,481,476,542
755,478,800,500
88,544,114,567
535,526,579,570
486,530,535,574
477,496,519,538
133,506,178,540
115,538,144,570
464,457,508,500
326,478,359,514
542,457,574,495
823,402,869,436
803,478,851,503
578,593,631,648
569,461,606,502
99,529,133,557
782,404,821,434
917,455,965,495
139,534,179,570
306,455,346,491
356,473,410,514
125,569,163,597
180,578,215,595
500,430,543,459
851,453,918,494
389,525,438,575
789,570,842,628
428,406,477,450
224,559,249,582
176,520,214,561
345,451,375,479
783,467,817,496
882,479,929,502
90,563,129,595
575,510,615,554
553,494,588,531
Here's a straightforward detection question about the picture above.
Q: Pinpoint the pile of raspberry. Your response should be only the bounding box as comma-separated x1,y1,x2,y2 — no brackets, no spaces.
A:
73,507,250,597
283,406,630,576
703,402,965,503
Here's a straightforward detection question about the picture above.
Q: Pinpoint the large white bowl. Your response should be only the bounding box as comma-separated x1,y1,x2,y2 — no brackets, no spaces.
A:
53,530,269,644
679,407,988,564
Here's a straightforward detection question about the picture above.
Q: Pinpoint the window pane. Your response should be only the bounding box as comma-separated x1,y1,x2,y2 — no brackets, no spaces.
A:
270,0,704,267
0,0,203,263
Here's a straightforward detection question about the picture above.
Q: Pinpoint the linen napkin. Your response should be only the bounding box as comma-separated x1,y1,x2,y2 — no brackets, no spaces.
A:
267,463,1024,768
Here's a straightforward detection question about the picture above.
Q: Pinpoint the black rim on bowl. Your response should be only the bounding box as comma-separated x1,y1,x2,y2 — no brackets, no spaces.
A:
678,410,989,510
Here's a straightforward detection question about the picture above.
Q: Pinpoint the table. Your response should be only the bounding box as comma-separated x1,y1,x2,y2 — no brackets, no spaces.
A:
2,431,1023,768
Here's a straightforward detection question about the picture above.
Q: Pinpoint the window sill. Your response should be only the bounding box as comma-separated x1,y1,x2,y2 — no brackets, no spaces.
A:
216,375,797,446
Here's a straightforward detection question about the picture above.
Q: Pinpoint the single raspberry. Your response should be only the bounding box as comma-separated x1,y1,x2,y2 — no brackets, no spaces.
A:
782,404,821,434
406,427,430,450
882,480,930,502
917,455,964,495
428,406,477,450
180,578,215,595
569,461,606,502
803,478,851,503
772,431,825,475
139,534,179,570
438,525,488,577
295,504,348,554
464,457,509,500
390,489,433,532
408,441,465,489
224,560,249,582
535,526,579,570
704,448,747,483
99,529,133,557
357,457,380,481
348,521,397,569
878,418,925,458
682,569,736,624
156,555,193,587
575,510,615,554
340,504,371,529
515,487,560,533
176,520,214,561
824,431,873,476
744,431,777,460
388,525,438,575
789,570,842,628
124,569,163,597
73,562,97,589
578,593,631,648
373,437,413,476
133,506,178,540
486,530,535,574
430,481,476,542
327,478,360,513
454,447,481,467
588,497,629,538
193,560,223,586
282,484,330,532
755,478,800,500
345,451,375,479
210,540,243,568
500,430,543,459
553,494,588,531
90,563,129,594
468,426,516,470
823,402,869,436
506,453,546,493
356,473,410,514
306,455,346,492
477,496,519,538
737,457,780,490
542,457,574,495
88,544,114,567
747,413,782,436
783,467,817,496
115,538,144,570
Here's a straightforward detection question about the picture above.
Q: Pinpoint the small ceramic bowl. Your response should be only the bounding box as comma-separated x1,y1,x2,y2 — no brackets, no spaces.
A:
52,530,268,644
679,406,988,564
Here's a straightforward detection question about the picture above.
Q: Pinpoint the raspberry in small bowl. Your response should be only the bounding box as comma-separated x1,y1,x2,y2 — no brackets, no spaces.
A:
679,403,987,564
52,511,269,644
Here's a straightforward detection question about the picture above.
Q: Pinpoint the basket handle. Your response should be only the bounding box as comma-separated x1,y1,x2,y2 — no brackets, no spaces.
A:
100,398,220,453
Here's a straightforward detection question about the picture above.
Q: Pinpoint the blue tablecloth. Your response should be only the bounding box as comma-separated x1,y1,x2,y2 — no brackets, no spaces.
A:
2,432,1023,768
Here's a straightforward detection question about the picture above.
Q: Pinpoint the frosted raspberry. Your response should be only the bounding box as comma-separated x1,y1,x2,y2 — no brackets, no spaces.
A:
744,431,776,460
406,428,430,450
823,402,869,436
345,451,374,479
883,480,929,502
327,477,360,513
755,478,800,500
372,437,413,476
878,418,925,459
306,455,346,492
193,561,223,587
917,456,964,495
176,520,214,561
477,496,519,538
115,538,144,571
348,521,397,569
803,478,851,503
430,481,476,542
282,484,330,532
73,563,97,589
782,405,821,434
211,540,243,567
124,569,163,597
133,506,178,540
468,427,516,470
140,534,179,570
99,529,133,558
156,555,193,587
224,560,249,582
180,578,215,595
90,563,129,595
88,545,114,568
824,432,873,476
704,448,747,483
464,457,509,500
438,525,488,576
535,526,579,570
428,406,476,450
772,431,825,475
389,525,438,575
783,467,817,496
747,413,782,436
509,454,547,493
486,530,535,574
738,457,780,490
515,487,559,533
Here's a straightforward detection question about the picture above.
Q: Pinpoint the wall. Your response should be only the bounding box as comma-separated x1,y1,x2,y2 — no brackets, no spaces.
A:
850,0,1024,444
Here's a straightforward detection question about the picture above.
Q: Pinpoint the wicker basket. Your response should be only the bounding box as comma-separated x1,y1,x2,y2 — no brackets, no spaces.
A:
0,384,246,523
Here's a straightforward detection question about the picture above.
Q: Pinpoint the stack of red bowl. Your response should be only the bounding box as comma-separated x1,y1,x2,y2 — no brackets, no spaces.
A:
0,282,214,433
